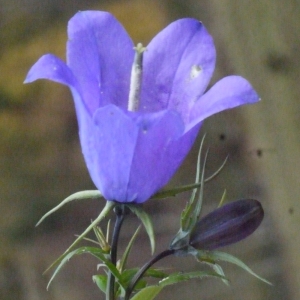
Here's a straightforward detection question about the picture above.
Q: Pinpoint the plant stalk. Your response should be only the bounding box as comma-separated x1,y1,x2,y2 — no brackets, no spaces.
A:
124,248,175,300
107,205,126,300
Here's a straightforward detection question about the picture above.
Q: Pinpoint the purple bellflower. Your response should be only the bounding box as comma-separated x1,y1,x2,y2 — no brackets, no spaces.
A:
190,199,264,250
25,11,259,203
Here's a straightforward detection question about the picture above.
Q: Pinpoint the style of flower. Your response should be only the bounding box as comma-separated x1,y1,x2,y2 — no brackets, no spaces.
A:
25,11,259,203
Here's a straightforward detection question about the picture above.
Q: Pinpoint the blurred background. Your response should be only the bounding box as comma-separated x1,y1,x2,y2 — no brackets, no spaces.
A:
0,0,299,299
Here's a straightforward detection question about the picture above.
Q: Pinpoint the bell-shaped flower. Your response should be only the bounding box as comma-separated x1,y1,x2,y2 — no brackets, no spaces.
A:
190,199,264,250
24,11,259,203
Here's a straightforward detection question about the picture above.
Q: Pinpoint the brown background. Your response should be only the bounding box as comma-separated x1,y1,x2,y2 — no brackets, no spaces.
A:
0,0,299,299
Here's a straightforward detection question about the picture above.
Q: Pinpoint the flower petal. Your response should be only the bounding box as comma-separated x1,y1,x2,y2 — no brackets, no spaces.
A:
126,112,196,203
91,105,197,203
188,75,260,130
91,105,138,201
24,53,102,183
190,199,264,250
67,11,134,114
140,18,216,121
24,54,76,88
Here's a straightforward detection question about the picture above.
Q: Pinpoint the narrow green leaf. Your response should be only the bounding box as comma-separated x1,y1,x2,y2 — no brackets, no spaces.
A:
127,205,155,254
36,190,102,226
44,201,115,274
151,182,202,199
145,268,168,279
158,270,226,287
130,270,224,300
193,149,209,223
121,268,167,286
47,246,123,290
93,274,107,293
119,226,141,273
130,285,163,300
120,269,148,291
190,134,206,205
205,250,272,285
180,136,205,231
182,148,209,233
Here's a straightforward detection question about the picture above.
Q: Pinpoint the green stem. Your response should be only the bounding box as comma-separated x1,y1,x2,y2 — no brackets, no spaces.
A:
124,249,175,300
107,205,126,300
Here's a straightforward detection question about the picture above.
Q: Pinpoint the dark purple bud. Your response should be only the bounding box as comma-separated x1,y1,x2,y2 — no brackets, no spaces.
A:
190,199,264,250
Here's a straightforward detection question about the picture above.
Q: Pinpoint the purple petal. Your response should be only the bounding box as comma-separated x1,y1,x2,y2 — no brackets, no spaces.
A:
140,18,216,121
91,105,138,201
126,114,199,203
91,105,196,203
67,11,134,114
24,54,76,88
24,54,103,183
190,199,264,250
188,76,260,129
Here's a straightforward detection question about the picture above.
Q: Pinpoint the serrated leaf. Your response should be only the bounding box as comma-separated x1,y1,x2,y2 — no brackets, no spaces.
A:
202,250,272,285
36,190,102,226
159,270,225,287
47,246,123,290
130,285,163,300
44,201,115,274
127,205,155,254
130,270,224,300
93,274,107,293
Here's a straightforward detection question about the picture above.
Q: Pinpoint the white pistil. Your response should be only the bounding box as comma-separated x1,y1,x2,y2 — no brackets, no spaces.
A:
128,43,146,112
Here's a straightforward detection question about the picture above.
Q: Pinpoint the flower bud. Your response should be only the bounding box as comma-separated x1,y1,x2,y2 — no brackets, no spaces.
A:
190,199,264,250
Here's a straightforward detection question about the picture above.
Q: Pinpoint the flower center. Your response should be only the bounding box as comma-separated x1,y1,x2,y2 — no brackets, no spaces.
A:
127,43,146,111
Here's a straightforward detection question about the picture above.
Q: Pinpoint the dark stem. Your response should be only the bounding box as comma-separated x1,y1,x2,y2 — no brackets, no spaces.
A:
107,205,126,300
124,248,175,300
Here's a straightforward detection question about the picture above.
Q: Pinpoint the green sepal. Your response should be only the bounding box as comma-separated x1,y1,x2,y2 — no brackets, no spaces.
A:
196,250,272,285
170,138,207,251
119,226,141,273
93,225,111,252
126,204,155,254
44,201,115,274
169,229,190,251
47,246,124,290
93,274,107,294
180,136,207,233
151,147,228,201
36,190,102,226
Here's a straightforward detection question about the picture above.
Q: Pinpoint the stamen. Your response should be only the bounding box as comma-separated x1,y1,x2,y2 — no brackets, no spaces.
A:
128,43,146,111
